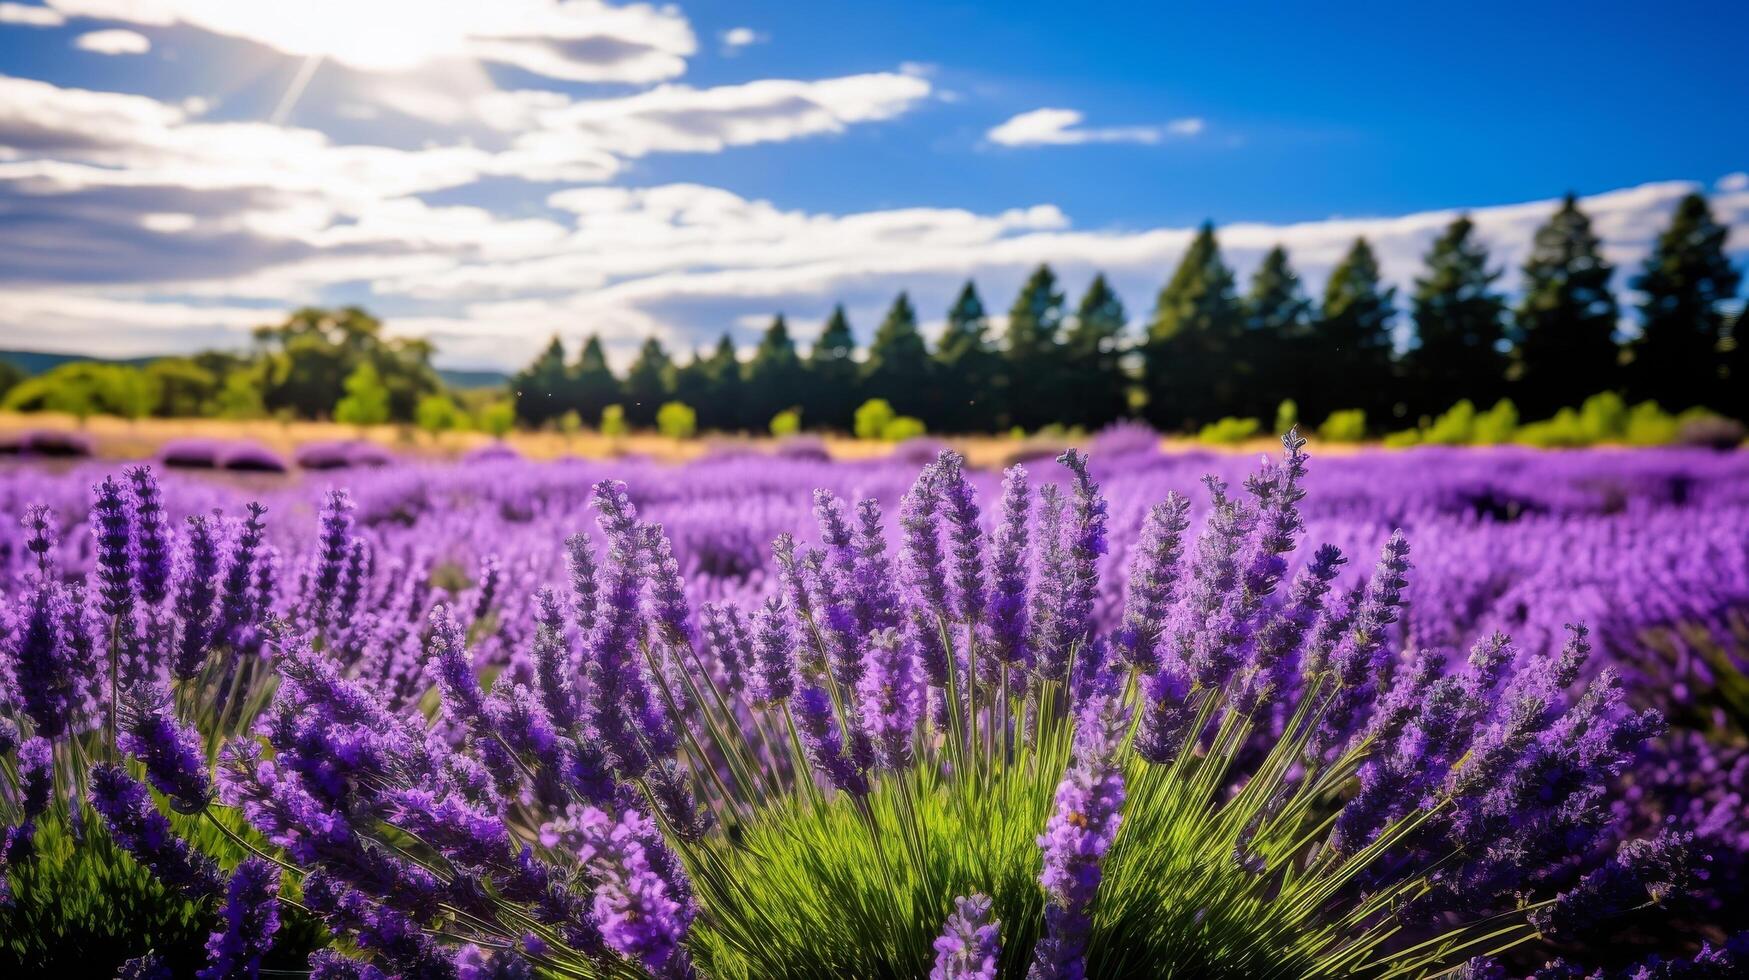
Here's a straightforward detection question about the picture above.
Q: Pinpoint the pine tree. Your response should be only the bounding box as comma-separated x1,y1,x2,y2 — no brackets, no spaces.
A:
1513,194,1621,416
668,348,712,428
1002,265,1067,431
622,337,673,427
933,282,1001,432
1143,222,1243,429
1313,238,1398,424
1629,193,1741,410
571,334,620,427
863,292,933,419
1404,217,1508,417
744,314,806,429
701,334,745,431
1241,246,1312,420
1062,273,1131,430
805,305,860,432
511,335,572,426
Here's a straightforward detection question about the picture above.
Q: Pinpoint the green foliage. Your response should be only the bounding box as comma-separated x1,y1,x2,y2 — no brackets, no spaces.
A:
0,358,21,400
512,335,573,427
572,335,622,427
334,360,391,428
855,398,897,441
1144,222,1242,429
1577,391,1628,442
1242,247,1313,421
1273,398,1298,436
476,400,515,438
1629,193,1740,411
600,403,628,437
804,306,861,432
0,810,326,974
623,337,675,428
864,293,933,419
935,282,1001,432
2,362,159,421
769,408,802,438
415,394,460,437
1421,399,1478,445
1316,409,1367,443
1314,238,1397,423
657,400,698,440
1405,216,1508,413
1513,195,1620,415
1471,399,1519,444
212,370,266,420
556,409,583,440
1061,274,1131,431
1196,416,1261,445
1003,266,1068,431
882,415,927,442
253,306,441,422
144,358,221,417
745,315,805,429
1382,428,1421,448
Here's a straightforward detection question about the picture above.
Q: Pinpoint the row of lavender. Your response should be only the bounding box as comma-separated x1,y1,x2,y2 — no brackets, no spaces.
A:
0,439,1746,977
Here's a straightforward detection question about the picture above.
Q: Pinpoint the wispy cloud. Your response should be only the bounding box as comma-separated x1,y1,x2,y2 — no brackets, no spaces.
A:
720,26,765,54
74,28,150,55
0,2,64,27
986,107,1204,147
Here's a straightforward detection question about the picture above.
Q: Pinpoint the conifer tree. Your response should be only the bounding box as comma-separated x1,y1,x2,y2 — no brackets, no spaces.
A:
863,292,933,420
571,334,620,428
511,335,572,426
1629,192,1741,410
1314,237,1398,424
1404,217,1508,417
622,336,673,427
1062,273,1130,430
668,348,712,428
701,333,744,431
805,305,860,432
1002,265,1067,431
1513,194,1621,415
744,314,806,429
933,281,1001,432
1143,222,1243,429
1242,246,1312,420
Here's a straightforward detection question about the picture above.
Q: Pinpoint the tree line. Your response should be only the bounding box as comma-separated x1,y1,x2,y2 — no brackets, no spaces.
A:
513,191,1744,434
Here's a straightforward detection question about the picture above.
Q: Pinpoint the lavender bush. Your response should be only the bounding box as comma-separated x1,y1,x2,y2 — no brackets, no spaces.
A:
0,437,1744,976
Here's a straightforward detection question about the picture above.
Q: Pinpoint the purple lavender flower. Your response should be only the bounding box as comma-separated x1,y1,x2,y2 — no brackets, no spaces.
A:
570,805,695,979
749,595,796,705
119,681,212,812
858,627,923,770
173,513,222,678
936,452,987,623
12,579,75,738
792,682,868,796
215,503,268,650
307,951,390,980
530,586,580,731
198,857,282,980
565,532,600,636
88,762,221,897
1530,831,1698,939
933,893,1001,980
581,480,667,777
472,552,503,623
983,465,1031,667
1111,493,1190,672
18,735,53,818
428,603,489,725
21,502,56,575
126,465,172,606
641,523,692,643
91,475,137,616
1031,692,1128,980
698,601,750,695
899,461,952,696
116,954,174,980
851,498,902,635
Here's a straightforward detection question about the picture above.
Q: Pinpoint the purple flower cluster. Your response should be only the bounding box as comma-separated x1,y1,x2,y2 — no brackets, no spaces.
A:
932,893,1002,980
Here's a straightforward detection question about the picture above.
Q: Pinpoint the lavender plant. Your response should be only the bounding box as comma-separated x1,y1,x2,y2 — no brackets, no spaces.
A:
0,446,1741,977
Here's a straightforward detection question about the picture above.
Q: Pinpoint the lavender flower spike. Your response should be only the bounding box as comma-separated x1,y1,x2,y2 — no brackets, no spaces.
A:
92,474,137,617
1030,692,1129,980
1112,493,1191,672
572,806,695,979
793,682,869,796
983,465,1031,667
936,452,987,623
933,893,1002,980
198,857,282,980
126,465,173,606
858,627,924,771
119,681,213,813
88,762,221,898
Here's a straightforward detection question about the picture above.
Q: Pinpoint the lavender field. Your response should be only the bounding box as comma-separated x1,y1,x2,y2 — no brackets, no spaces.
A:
2,436,1747,977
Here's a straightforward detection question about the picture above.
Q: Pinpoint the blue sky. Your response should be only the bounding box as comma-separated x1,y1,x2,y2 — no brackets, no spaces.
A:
0,0,1742,369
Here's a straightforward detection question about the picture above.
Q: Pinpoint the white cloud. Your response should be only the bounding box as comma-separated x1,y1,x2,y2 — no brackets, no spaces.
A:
44,0,696,83
73,28,151,54
720,26,763,53
987,107,1202,147
0,2,65,26
1719,172,1748,193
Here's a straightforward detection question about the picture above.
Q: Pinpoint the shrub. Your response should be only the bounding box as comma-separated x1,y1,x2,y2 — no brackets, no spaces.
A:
1516,407,1589,447
476,400,515,438
1421,400,1476,445
1196,417,1261,445
1316,408,1367,443
1382,429,1421,448
1471,398,1519,444
658,401,698,440
883,415,927,442
769,408,802,438
1273,398,1298,436
1675,411,1746,449
414,394,459,439
600,403,628,437
855,398,897,440
556,409,583,441
333,361,390,429
1578,391,1628,443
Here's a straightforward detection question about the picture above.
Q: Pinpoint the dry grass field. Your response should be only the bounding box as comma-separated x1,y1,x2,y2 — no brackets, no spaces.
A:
0,411,1324,468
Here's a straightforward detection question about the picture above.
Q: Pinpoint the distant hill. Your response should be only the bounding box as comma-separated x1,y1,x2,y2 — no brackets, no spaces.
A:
0,348,508,391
